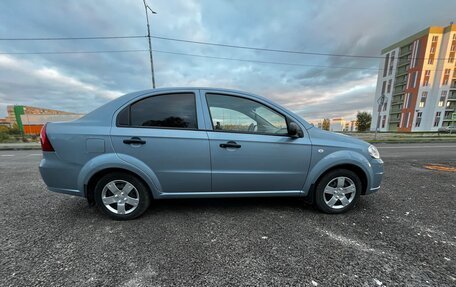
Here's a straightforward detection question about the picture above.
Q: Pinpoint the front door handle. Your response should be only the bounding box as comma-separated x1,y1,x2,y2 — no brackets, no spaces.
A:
123,137,146,145
220,141,241,149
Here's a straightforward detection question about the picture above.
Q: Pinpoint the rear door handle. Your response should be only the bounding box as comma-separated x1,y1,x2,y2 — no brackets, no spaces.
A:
123,137,146,145
220,141,241,149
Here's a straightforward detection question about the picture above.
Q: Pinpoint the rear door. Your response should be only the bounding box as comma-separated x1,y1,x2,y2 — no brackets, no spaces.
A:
201,91,312,192
110,90,211,193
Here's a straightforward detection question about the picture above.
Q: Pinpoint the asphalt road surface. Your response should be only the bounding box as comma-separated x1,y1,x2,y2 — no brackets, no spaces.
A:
1,143,455,287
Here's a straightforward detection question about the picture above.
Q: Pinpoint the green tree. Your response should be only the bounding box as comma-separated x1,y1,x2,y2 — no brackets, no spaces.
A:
356,112,372,132
8,124,21,135
322,118,330,131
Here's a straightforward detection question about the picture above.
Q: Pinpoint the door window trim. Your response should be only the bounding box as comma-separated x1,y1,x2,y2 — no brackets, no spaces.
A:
115,92,200,131
204,92,302,138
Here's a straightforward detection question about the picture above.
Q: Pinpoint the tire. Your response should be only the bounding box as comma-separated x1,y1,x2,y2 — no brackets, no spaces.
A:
314,169,361,214
94,172,151,220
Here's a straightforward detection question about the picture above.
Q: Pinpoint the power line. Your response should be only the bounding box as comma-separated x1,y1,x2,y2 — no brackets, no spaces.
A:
0,35,146,41
0,48,379,70
0,48,450,72
151,35,386,59
152,49,381,70
0,34,453,61
0,49,148,55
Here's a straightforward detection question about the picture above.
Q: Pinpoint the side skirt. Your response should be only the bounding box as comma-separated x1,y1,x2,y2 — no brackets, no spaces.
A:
156,190,307,199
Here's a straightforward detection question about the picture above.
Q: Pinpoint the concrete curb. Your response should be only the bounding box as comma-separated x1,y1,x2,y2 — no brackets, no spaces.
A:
0,143,41,150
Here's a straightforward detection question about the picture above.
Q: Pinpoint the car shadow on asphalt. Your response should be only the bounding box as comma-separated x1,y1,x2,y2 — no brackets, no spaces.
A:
142,197,319,217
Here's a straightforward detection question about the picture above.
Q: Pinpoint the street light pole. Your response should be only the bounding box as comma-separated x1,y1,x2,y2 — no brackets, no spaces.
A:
142,0,156,88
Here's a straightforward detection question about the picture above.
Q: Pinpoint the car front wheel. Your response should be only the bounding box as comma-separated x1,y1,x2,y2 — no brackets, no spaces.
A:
314,169,361,214
94,172,151,220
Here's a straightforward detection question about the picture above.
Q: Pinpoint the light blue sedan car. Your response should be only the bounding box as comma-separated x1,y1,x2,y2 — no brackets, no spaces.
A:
39,88,384,220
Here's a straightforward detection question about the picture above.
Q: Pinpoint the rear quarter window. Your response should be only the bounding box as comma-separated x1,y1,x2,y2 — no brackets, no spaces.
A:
128,93,197,129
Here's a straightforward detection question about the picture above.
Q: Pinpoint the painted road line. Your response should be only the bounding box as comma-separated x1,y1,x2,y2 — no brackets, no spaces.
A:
377,145,456,149
28,154,42,156
1,154,14,157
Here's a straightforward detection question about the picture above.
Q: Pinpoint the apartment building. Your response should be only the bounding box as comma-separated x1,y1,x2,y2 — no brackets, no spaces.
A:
371,24,456,132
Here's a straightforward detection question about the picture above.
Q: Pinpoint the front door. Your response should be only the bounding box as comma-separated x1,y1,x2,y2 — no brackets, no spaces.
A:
110,91,211,193
202,92,311,192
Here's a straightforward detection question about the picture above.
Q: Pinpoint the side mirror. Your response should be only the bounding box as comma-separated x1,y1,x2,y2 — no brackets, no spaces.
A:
288,122,302,138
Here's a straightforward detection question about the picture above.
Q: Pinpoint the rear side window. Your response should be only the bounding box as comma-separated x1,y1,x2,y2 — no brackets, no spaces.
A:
129,93,197,129
117,106,129,126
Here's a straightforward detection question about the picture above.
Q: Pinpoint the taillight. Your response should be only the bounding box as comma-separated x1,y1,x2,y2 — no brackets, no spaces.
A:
40,123,55,152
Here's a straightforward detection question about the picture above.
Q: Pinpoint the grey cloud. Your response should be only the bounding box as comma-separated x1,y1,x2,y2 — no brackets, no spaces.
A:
0,0,455,119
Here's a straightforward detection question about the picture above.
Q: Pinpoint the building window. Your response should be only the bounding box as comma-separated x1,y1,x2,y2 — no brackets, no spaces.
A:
434,112,441,127
443,69,450,85
402,112,410,128
383,53,390,77
438,97,445,107
430,46,435,53
413,72,418,88
387,79,392,93
388,51,395,75
438,91,447,107
432,35,438,42
381,115,386,128
419,92,427,108
381,81,386,95
423,70,431,86
415,112,422,127
428,58,434,65
383,101,388,111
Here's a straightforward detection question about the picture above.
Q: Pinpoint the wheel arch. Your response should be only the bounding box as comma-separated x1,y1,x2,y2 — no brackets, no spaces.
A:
303,150,372,198
78,153,161,202
85,167,154,205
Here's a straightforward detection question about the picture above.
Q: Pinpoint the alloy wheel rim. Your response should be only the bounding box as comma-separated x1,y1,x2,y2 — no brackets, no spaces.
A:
101,180,140,215
323,176,356,209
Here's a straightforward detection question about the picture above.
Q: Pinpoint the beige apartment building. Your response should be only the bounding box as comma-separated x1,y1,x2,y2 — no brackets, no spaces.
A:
371,24,456,132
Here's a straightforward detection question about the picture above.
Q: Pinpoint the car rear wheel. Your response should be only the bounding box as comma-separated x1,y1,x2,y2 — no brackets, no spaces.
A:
94,172,151,220
314,169,361,214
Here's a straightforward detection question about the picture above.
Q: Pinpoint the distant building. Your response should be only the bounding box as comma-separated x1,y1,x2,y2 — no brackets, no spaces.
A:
371,24,456,132
312,118,356,132
330,118,345,132
5,105,83,135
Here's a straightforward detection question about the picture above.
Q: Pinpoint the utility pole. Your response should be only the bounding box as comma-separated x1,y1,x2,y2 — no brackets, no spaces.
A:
142,0,156,88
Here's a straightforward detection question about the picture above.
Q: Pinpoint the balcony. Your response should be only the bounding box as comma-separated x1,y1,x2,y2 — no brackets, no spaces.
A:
397,59,410,67
448,92,456,100
399,48,412,57
389,109,402,114
388,117,401,123
396,67,409,76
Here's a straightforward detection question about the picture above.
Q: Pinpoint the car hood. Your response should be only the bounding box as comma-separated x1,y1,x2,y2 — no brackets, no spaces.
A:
307,127,370,150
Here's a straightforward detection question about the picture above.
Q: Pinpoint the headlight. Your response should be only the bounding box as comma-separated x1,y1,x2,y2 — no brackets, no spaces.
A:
368,145,380,159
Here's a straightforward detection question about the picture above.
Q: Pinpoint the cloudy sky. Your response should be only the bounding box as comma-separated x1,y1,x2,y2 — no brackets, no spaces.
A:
0,0,455,121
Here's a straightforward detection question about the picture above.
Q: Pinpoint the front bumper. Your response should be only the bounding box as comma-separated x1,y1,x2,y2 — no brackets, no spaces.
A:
366,158,384,194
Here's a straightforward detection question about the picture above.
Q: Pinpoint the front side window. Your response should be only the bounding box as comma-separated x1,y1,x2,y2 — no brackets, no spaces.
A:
128,93,197,129
206,94,288,135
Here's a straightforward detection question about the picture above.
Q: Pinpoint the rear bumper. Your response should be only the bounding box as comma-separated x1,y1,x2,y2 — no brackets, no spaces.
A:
365,158,384,195
39,153,83,197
